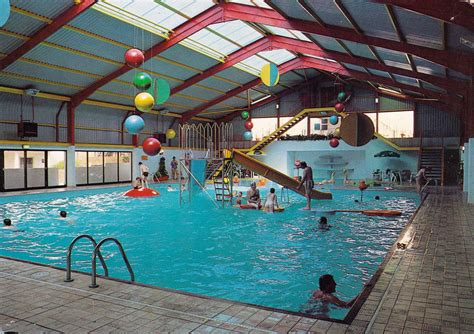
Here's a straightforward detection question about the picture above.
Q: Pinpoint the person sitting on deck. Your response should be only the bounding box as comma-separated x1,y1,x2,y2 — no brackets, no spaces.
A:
246,182,261,209
132,177,143,189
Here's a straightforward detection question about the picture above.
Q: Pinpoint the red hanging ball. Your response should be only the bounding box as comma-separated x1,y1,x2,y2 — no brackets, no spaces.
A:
142,137,161,156
125,48,144,68
329,138,339,148
335,102,345,113
244,120,254,130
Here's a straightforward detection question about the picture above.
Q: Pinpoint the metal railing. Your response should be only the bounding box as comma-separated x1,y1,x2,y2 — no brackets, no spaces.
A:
90,237,134,288
64,234,108,282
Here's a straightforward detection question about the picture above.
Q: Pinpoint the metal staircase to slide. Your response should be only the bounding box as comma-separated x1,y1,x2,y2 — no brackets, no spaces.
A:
248,108,333,154
419,148,443,185
212,158,234,205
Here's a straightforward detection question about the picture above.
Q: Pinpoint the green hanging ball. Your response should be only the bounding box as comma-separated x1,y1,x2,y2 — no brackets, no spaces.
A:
241,111,249,120
337,91,347,102
133,72,152,91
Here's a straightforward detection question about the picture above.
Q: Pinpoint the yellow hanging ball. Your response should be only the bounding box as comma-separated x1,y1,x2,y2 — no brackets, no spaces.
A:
223,177,230,184
134,92,154,112
166,128,176,139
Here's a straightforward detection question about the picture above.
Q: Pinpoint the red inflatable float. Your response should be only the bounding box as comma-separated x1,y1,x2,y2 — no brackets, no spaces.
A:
123,188,160,197
240,204,262,210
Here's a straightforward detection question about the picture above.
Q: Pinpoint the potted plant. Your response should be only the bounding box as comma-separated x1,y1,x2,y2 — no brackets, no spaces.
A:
154,157,169,181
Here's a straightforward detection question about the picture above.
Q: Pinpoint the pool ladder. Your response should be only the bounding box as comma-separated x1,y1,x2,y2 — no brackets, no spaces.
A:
64,234,135,288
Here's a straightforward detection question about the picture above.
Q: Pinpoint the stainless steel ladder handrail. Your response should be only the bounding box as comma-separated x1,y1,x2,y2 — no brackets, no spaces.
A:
89,237,135,288
65,234,109,282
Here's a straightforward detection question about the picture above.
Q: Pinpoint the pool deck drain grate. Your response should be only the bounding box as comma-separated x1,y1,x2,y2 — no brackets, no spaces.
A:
1,190,473,333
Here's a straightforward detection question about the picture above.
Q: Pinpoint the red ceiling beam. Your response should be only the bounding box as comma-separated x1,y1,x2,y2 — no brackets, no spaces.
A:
0,0,97,71
271,36,468,94
217,77,321,123
301,57,463,110
70,5,224,107
222,3,472,75
375,0,474,31
181,58,305,122
170,37,272,96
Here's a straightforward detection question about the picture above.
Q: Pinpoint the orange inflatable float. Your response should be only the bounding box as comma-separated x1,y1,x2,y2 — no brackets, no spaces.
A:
123,188,160,197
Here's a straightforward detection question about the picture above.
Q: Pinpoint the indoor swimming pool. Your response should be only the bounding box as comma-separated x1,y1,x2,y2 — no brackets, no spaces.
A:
0,185,419,320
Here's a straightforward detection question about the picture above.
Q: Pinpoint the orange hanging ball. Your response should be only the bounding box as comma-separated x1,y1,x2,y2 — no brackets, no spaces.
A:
142,137,161,156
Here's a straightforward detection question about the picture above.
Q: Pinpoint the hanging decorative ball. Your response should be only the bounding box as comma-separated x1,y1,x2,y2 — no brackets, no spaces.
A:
0,0,11,27
243,131,253,141
124,115,145,134
329,115,339,125
337,91,347,102
155,78,170,105
244,120,254,130
241,111,250,120
335,102,345,113
334,127,341,138
133,72,152,91
142,137,161,156
165,128,176,139
329,138,340,148
261,63,280,87
134,92,154,112
124,48,144,68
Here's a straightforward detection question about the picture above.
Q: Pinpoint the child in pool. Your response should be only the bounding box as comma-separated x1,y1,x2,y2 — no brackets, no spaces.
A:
263,188,279,213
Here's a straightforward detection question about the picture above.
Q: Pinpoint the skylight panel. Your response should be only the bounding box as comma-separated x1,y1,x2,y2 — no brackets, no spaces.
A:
228,0,272,8
235,50,296,75
96,0,170,37
210,21,263,49
186,29,239,57
100,0,214,32
259,49,296,65
262,25,311,42
160,0,214,19
303,53,337,63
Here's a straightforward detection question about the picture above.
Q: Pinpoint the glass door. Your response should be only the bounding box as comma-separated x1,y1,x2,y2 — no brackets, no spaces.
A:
26,151,46,188
47,151,66,187
3,151,25,190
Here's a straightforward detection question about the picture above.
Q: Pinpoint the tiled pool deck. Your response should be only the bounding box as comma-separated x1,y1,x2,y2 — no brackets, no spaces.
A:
1,191,473,333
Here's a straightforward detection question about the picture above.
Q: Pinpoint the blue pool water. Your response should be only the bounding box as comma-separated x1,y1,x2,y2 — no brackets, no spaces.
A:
0,185,419,319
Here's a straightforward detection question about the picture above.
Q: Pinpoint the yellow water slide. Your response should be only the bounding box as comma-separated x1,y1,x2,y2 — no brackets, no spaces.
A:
232,149,333,200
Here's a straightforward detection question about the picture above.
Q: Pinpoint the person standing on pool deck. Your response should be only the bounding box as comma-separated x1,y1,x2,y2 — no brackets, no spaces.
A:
415,167,429,194
139,162,149,188
296,161,314,210
170,156,178,180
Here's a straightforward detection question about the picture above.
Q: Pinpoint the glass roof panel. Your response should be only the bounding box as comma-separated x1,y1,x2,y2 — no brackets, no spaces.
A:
228,0,272,8
263,25,312,42
102,0,215,31
236,50,296,75
186,29,240,57
303,53,337,63
259,49,296,65
184,20,263,59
